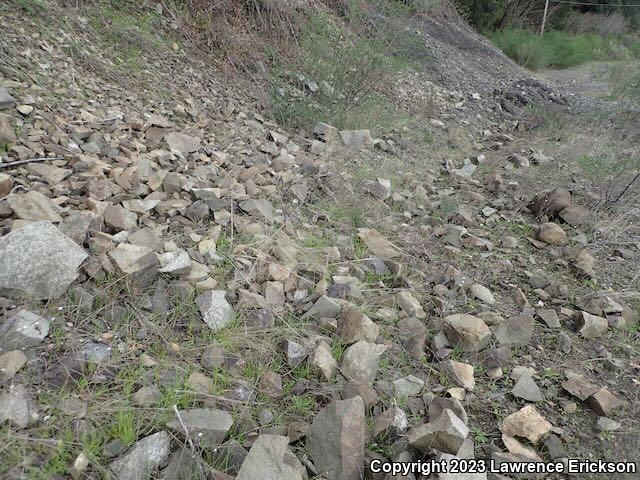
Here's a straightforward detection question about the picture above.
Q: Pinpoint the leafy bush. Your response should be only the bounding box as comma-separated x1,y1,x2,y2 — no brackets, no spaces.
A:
269,0,419,131
492,27,640,70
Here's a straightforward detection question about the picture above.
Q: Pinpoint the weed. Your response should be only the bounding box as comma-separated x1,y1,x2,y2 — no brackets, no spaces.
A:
470,426,490,445
288,394,316,418
331,341,348,363
109,410,140,446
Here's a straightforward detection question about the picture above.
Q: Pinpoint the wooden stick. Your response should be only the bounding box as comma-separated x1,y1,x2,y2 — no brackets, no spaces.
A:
172,405,207,480
0,156,64,169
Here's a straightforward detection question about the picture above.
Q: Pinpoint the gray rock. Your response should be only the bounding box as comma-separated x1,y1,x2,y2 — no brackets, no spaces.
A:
7,191,62,222
393,375,425,398
0,310,50,351
0,87,17,109
108,243,159,288
196,290,234,331
537,308,560,328
302,295,340,320
167,408,233,449
0,350,27,381
109,431,171,480
341,340,387,383
408,409,469,454
511,374,544,402
133,386,163,406
104,205,138,231
158,250,191,275
0,222,87,300
282,339,308,367
83,342,111,363
165,132,201,153
239,198,275,222
339,129,373,147
372,406,408,439
595,416,621,432
0,385,39,428
398,317,427,360
307,397,365,480
492,313,534,347
236,434,307,480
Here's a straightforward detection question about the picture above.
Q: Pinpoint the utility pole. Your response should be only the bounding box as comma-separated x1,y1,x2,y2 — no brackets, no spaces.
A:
541,0,550,35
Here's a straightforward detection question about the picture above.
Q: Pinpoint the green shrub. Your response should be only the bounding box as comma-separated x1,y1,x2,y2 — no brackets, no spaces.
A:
492,28,636,70
269,0,418,131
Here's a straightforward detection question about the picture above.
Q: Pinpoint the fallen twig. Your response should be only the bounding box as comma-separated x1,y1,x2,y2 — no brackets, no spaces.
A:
0,156,64,169
172,405,207,480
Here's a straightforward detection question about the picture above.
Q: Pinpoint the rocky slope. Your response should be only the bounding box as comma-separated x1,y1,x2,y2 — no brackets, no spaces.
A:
0,1,638,479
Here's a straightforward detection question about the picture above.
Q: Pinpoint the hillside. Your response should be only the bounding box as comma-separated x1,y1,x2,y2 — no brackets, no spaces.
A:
0,1,638,479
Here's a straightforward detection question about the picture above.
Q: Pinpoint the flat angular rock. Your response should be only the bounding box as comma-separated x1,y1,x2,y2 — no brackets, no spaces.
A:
0,310,50,351
0,385,39,428
109,243,159,287
104,205,138,231
312,342,337,381
536,222,566,245
109,431,171,480
7,191,62,222
501,405,551,444
408,409,469,454
166,408,233,449
339,129,373,147
357,228,400,260
337,309,379,343
562,374,600,401
302,295,340,320
559,204,589,226
396,291,426,319
511,374,543,402
340,341,387,383
444,314,491,352
393,375,425,398
307,397,365,480
571,249,596,277
196,290,234,331
587,387,623,416
440,360,475,390
536,308,561,328
236,434,307,480
239,198,274,222
0,350,27,380
158,250,191,275
26,163,72,184
0,87,17,109
575,311,608,339
165,132,201,153
0,222,87,300
492,313,534,347
398,317,427,359
372,406,408,439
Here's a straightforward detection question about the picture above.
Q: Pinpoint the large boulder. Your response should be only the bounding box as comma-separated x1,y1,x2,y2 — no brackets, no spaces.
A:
307,397,365,480
0,222,87,300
